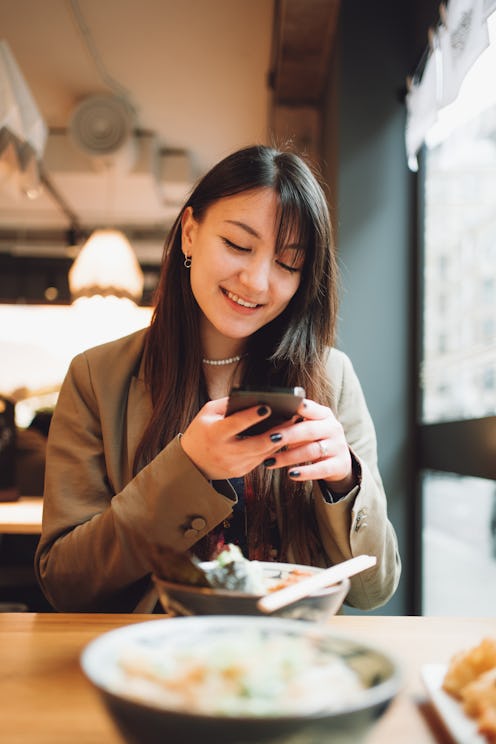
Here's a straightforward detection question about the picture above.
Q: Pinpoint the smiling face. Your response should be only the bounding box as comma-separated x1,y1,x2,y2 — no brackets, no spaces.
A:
181,188,304,356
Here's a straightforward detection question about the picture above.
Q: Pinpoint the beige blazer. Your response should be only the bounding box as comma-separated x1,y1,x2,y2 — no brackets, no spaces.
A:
35,329,400,612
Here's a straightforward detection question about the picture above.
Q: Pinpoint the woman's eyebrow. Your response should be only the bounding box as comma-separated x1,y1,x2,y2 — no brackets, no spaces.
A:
224,219,260,239
281,243,304,251
224,219,304,252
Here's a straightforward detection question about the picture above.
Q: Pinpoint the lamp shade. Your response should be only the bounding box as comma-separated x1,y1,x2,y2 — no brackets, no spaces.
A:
68,229,144,302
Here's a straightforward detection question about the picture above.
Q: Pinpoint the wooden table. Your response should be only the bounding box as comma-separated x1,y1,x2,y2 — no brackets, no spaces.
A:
1,613,495,743
0,496,43,534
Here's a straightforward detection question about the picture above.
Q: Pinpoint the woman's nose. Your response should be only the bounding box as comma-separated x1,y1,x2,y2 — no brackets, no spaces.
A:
239,256,271,293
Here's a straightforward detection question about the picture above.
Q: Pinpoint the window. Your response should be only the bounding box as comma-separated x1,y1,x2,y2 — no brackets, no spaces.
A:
417,10,496,614
422,471,496,615
422,105,496,424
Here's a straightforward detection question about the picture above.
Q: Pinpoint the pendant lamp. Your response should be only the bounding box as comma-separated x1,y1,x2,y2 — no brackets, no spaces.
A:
68,228,144,303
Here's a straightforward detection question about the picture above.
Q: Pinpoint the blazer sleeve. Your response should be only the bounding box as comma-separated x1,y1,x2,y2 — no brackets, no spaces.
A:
312,349,401,610
34,349,235,612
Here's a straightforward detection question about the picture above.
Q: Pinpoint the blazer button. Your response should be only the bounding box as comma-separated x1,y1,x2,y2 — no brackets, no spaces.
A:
191,517,207,531
183,528,198,539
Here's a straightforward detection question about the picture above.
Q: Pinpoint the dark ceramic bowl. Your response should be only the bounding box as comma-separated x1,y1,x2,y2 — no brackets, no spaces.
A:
153,560,350,621
81,616,402,744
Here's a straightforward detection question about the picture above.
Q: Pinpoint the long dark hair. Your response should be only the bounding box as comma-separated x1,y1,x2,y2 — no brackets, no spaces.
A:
135,144,339,563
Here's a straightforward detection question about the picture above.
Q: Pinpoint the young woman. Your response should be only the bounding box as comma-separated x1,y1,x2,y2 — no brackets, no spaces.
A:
35,145,401,612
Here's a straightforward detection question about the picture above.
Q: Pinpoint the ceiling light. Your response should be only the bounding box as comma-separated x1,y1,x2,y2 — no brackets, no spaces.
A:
68,228,144,303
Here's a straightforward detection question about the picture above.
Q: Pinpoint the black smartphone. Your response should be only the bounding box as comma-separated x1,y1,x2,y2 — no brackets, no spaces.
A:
225,385,306,436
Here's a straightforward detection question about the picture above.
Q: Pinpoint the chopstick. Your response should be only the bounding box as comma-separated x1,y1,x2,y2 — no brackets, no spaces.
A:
256,554,377,614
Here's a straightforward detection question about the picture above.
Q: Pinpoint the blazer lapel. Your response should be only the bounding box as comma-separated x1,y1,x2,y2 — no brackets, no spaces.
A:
123,356,152,486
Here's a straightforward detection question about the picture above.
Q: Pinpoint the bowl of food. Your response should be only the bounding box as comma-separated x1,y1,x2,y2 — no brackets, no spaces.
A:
151,544,350,621
81,615,401,744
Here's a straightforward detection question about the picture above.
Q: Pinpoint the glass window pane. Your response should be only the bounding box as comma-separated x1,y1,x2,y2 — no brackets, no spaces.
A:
422,471,496,615
421,103,496,423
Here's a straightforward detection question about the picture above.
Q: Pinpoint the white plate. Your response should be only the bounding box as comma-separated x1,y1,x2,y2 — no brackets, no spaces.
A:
421,664,485,744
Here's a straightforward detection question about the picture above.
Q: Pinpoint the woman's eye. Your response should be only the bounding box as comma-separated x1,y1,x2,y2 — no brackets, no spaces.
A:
276,258,301,274
222,237,250,253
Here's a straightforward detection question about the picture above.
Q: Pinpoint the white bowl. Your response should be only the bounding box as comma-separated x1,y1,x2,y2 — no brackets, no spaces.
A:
81,616,402,744
153,560,350,621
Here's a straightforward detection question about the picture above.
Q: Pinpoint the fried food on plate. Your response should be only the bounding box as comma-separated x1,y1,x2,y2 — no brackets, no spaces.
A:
443,638,496,697
443,637,496,743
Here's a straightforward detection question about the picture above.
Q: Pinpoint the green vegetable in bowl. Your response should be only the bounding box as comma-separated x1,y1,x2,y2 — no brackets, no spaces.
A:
150,543,264,593
204,544,266,593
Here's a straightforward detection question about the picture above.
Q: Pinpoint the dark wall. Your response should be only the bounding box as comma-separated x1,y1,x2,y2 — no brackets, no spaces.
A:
0,254,72,304
0,254,159,305
322,0,437,614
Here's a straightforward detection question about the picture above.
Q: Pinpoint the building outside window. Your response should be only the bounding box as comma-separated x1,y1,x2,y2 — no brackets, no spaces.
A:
419,15,496,614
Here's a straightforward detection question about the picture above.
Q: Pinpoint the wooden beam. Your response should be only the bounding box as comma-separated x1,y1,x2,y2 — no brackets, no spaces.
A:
271,0,340,105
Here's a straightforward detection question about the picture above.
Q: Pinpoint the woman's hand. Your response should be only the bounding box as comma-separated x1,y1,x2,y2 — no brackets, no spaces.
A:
179,397,284,480
263,399,356,493
180,397,356,492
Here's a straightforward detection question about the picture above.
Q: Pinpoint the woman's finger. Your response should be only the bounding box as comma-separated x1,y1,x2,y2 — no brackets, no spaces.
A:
286,455,351,482
222,403,274,438
265,438,337,468
258,397,355,487
181,401,287,480
295,398,333,420
200,397,276,439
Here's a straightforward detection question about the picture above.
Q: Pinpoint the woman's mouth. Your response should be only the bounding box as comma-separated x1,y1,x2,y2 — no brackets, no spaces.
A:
222,289,261,309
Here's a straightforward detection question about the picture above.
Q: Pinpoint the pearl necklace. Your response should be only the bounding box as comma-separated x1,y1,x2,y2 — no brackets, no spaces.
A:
202,354,243,366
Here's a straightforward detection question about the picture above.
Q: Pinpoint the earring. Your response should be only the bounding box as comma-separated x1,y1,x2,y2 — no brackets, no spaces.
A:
183,255,192,268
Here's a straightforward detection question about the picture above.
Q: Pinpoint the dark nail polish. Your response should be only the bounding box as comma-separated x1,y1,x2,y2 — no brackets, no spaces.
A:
289,469,300,478
257,405,269,416
263,457,276,467
270,433,282,442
